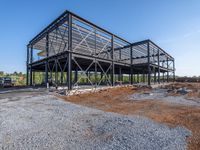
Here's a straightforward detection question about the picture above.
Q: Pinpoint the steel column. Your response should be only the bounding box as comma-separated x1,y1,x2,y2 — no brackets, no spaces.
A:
118,67,122,81
158,48,160,84
61,71,63,84
147,42,151,86
163,72,165,82
45,33,49,86
154,67,156,83
130,46,133,84
26,45,29,86
94,29,97,88
74,67,78,83
33,71,35,86
86,72,89,83
173,59,175,82
167,58,169,82
67,13,72,90
111,35,114,86
30,45,33,86
55,60,58,84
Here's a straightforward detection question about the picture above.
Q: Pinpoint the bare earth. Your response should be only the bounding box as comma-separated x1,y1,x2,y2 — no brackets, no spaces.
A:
0,89,190,150
61,83,200,150
0,83,199,149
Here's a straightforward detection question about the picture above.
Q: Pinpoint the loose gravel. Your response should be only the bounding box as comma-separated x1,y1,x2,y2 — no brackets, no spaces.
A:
130,88,200,107
0,92,191,150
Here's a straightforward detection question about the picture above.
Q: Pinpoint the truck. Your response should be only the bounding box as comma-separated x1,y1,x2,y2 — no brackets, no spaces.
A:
0,77,13,88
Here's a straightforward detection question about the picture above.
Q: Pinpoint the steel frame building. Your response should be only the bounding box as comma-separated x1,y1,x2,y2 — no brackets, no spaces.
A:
27,10,175,90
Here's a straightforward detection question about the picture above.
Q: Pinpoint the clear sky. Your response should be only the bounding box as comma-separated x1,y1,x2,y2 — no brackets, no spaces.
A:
0,0,199,76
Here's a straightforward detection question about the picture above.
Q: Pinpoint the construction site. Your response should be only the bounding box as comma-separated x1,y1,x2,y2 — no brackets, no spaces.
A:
0,10,200,150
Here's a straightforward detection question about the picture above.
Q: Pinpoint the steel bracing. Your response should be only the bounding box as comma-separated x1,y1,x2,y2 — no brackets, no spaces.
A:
27,10,175,90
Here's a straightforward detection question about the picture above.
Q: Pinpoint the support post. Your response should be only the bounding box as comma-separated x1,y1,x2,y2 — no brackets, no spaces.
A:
45,33,49,86
86,72,89,83
147,42,151,86
94,29,97,88
95,63,97,88
61,72,63,84
167,58,169,82
158,48,160,84
143,72,145,83
33,71,35,86
111,35,114,86
61,62,63,84
154,67,156,84
50,70,52,79
26,45,29,86
119,67,122,81
67,13,72,90
30,45,33,86
130,46,133,84
163,72,165,82
55,60,58,84
173,59,175,82
74,66,78,83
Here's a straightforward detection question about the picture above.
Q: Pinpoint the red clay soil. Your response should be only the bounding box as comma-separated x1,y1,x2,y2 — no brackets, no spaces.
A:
60,85,200,150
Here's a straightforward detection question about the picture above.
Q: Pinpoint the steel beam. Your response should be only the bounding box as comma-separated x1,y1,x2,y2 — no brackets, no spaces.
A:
69,11,130,45
29,11,69,45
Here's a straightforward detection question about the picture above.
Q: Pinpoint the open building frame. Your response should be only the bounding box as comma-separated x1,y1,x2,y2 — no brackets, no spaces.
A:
27,10,175,90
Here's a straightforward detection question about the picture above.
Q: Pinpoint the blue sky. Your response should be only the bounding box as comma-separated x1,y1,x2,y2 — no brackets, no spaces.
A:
0,0,199,76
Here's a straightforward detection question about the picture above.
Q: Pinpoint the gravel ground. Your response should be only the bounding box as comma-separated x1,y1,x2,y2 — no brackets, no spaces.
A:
130,88,200,107
0,92,191,150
